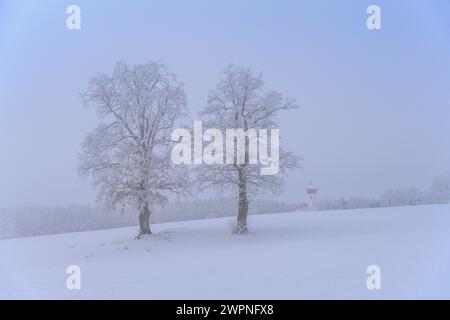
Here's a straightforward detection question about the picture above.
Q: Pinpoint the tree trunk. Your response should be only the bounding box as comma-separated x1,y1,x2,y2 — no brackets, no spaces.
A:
137,203,152,238
236,172,249,234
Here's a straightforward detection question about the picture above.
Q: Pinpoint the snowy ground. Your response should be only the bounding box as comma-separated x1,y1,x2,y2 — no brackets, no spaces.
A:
1,204,450,299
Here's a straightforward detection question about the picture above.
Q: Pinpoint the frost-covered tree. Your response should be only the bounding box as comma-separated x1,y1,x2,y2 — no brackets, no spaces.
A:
79,61,189,238
197,65,300,234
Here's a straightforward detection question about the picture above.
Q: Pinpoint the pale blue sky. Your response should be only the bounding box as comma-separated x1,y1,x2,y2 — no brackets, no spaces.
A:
1,0,449,206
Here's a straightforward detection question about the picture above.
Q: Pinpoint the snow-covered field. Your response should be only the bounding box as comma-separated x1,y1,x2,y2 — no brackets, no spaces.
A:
1,204,449,299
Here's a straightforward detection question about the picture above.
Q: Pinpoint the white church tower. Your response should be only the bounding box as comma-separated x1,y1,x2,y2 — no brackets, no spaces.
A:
306,181,318,211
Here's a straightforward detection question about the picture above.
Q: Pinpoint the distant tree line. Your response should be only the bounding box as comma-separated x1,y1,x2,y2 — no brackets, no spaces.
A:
313,172,450,211
0,198,298,239
2,172,448,239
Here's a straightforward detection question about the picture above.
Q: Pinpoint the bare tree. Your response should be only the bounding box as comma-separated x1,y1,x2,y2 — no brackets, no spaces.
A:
197,65,300,234
79,61,189,238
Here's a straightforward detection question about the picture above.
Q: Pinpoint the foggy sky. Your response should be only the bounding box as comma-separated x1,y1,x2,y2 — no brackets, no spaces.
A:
1,0,450,206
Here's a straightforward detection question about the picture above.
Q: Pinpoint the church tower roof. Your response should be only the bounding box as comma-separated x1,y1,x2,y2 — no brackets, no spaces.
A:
307,181,317,194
